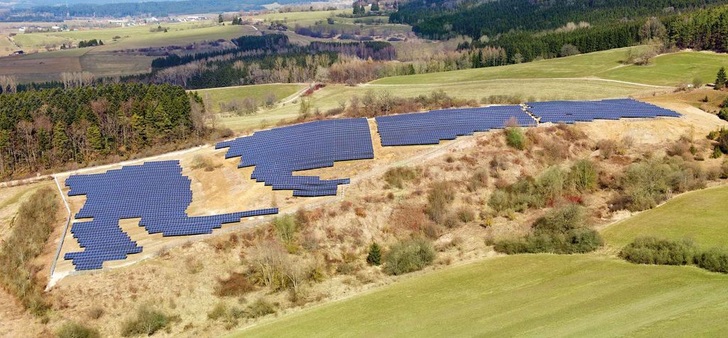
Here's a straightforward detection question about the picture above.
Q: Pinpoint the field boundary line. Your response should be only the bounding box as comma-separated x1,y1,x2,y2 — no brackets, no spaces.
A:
366,77,672,89
48,175,72,290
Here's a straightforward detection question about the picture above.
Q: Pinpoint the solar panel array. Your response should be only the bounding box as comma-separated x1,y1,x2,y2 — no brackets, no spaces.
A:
374,105,535,146
64,160,278,270
526,99,681,124
216,118,374,197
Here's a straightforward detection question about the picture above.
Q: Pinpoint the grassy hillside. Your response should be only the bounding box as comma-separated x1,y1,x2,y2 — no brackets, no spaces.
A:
234,254,728,337
194,84,305,114
218,78,656,131
373,48,728,87
603,186,728,250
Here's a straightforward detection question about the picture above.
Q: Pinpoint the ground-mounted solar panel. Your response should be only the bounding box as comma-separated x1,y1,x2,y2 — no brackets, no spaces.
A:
527,99,681,124
374,105,535,146
64,160,278,271
216,118,375,197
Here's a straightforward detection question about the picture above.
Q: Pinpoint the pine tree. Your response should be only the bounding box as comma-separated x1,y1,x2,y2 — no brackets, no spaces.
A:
367,242,381,266
716,67,727,90
52,122,70,161
86,124,103,151
371,2,380,11
218,14,224,24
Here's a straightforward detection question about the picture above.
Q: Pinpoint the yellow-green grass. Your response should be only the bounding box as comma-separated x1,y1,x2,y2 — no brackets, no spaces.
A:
0,36,16,54
13,22,256,52
233,254,728,337
254,10,349,26
600,52,728,86
193,83,306,113
602,185,728,250
374,48,728,87
218,78,656,131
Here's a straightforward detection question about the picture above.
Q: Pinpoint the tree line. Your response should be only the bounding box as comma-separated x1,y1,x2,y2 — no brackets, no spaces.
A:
392,0,728,65
0,83,208,179
391,0,728,40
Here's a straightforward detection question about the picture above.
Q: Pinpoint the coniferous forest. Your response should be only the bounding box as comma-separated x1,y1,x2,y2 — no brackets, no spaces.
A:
393,0,728,63
0,84,207,179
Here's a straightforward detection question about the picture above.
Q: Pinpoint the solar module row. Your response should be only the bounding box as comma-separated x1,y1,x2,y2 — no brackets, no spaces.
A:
526,99,681,124
375,106,535,146
216,118,375,197
64,160,278,270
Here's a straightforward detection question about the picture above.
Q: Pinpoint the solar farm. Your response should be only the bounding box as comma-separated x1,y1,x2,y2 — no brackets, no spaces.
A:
57,98,681,272
216,118,375,197
526,99,682,124
375,105,535,146
63,161,278,270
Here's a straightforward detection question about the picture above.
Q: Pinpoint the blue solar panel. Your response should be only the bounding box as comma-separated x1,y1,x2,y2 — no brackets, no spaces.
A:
216,118,374,197
526,99,681,124
375,105,535,146
64,160,278,271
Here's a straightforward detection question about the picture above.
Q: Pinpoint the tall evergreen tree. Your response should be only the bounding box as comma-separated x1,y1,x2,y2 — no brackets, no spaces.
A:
367,242,382,266
716,67,727,90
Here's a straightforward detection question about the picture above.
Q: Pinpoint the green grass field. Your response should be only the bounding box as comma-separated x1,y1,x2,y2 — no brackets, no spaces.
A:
256,10,350,26
602,186,728,250
218,78,656,131
193,84,306,114
373,48,728,87
234,254,728,337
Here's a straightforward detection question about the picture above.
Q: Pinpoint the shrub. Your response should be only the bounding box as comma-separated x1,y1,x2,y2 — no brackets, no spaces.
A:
383,238,436,275
494,205,602,254
615,157,706,211
57,322,100,338
505,127,526,150
366,242,382,266
619,237,695,265
467,168,489,192
272,215,298,244
425,181,455,224
536,166,567,204
120,305,172,337
569,159,598,192
215,273,255,297
480,94,523,104
456,208,475,223
383,166,419,189
208,302,228,320
596,139,619,159
246,298,275,318
695,249,728,273
190,155,221,171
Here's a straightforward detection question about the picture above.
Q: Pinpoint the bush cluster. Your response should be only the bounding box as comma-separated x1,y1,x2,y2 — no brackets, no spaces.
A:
56,322,100,338
121,305,174,337
480,94,524,104
619,237,695,265
425,181,455,224
494,205,603,254
383,166,419,189
0,188,57,316
383,238,436,275
215,273,256,297
612,156,705,211
505,127,526,150
488,160,598,214
621,237,728,274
